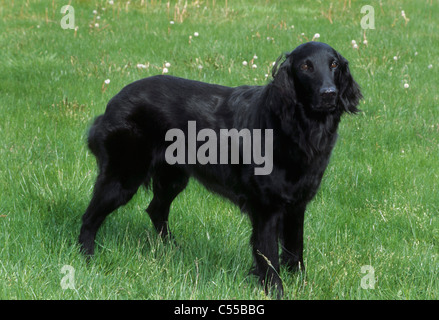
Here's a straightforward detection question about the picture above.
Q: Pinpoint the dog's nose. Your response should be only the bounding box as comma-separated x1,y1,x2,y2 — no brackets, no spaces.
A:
320,86,337,98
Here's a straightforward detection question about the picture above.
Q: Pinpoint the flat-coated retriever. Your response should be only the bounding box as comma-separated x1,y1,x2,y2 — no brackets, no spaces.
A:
79,42,362,298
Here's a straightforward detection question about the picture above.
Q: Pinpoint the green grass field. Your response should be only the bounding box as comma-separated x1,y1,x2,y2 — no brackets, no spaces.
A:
0,0,438,299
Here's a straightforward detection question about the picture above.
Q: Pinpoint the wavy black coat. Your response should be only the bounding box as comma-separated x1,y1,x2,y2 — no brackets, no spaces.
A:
79,42,362,298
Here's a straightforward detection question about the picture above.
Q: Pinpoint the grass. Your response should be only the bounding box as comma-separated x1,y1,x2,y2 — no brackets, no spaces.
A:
0,0,438,299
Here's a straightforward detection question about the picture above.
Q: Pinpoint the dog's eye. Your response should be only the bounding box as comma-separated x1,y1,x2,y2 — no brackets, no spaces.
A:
300,63,309,71
330,61,338,69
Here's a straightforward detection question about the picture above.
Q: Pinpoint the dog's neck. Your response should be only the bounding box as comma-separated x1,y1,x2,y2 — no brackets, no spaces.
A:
260,83,343,162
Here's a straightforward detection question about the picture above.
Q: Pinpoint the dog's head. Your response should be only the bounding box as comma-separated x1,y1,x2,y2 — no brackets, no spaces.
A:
272,42,362,116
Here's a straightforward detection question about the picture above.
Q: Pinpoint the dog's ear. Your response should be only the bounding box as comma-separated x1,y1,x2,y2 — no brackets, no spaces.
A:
336,53,363,114
267,53,297,134
271,52,296,107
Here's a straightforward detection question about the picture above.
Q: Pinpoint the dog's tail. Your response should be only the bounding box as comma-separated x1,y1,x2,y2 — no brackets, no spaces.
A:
87,115,108,172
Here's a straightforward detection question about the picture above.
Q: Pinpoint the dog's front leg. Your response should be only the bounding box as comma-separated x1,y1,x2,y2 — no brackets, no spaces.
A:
249,211,283,299
280,203,306,272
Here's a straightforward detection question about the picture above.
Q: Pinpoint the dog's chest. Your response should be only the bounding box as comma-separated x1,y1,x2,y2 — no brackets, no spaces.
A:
267,150,333,206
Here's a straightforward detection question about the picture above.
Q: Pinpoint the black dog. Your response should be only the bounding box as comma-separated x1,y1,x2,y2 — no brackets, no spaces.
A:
79,42,362,297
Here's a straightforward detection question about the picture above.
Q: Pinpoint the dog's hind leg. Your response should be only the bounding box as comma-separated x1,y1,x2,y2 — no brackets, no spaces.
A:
78,172,144,256
79,128,151,256
146,165,189,239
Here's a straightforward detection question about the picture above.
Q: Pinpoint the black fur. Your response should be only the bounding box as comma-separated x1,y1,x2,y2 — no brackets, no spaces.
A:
79,42,362,298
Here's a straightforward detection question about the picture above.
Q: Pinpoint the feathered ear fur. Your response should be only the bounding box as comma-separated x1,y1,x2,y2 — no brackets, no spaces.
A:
271,52,296,107
267,53,297,134
336,53,363,114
